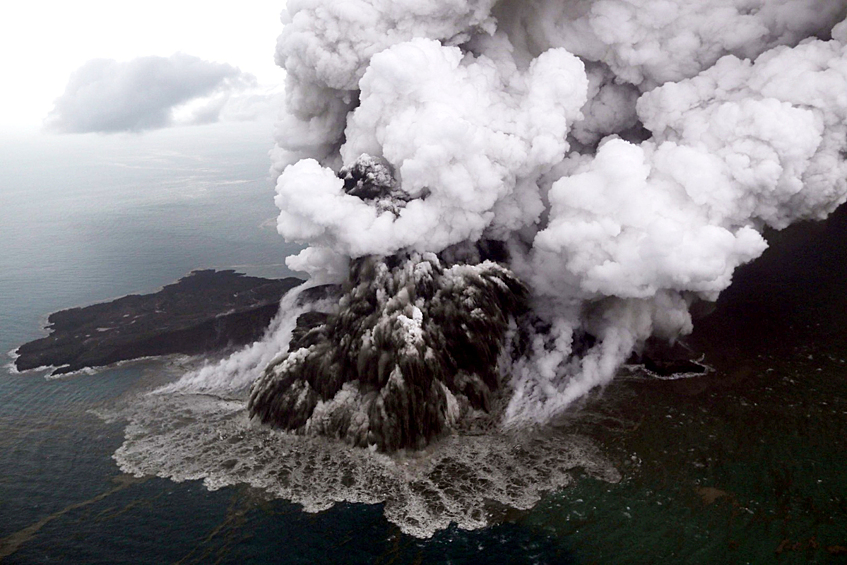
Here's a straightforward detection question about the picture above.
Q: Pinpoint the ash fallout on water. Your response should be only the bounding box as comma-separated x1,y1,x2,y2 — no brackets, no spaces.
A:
238,0,847,450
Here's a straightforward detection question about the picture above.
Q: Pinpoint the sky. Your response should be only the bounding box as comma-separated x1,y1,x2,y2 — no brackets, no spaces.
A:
0,1,287,134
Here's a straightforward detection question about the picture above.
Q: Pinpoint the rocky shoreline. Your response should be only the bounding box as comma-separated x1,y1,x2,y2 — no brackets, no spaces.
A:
14,270,302,375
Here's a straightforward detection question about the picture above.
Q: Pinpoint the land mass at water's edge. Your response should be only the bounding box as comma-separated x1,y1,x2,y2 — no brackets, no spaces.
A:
14,270,303,375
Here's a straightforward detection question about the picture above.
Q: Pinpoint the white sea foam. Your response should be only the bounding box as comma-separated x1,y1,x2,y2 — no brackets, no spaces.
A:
111,289,618,538
113,386,618,538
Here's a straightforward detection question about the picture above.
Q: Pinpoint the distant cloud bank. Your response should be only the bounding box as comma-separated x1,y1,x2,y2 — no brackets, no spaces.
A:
46,53,272,133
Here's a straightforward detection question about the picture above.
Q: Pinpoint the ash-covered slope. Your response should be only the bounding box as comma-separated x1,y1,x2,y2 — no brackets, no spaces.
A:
15,270,302,375
249,251,526,451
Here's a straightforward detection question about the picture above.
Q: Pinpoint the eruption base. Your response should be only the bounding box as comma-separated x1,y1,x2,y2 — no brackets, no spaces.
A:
248,251,527,451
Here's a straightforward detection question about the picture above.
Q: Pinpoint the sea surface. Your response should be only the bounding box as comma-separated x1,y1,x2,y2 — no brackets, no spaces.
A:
1,124,845,564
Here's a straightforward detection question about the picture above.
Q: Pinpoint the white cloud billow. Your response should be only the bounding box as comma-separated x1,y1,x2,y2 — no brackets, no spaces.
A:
46,53,259,133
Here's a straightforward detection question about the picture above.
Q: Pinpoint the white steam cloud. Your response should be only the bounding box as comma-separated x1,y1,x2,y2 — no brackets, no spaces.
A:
267,0,847,425
46,53,261,133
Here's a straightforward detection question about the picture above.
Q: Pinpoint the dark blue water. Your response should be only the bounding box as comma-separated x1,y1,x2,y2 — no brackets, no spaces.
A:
2,124,845,564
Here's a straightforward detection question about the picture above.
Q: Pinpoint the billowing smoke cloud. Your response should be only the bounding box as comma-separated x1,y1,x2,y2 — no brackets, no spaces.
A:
46,53,258,133
249,1,847,442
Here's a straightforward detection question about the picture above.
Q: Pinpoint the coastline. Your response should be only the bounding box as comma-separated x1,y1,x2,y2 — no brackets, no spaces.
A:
12,270,304,376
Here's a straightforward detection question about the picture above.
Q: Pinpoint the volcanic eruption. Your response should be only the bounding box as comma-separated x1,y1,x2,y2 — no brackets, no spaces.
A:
244,0,847,450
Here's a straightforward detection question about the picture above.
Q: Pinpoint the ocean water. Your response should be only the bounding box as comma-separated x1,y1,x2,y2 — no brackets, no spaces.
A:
1,124,846,563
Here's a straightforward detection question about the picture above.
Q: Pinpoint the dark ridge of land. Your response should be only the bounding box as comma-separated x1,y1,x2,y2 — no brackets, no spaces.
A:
15,270,304,375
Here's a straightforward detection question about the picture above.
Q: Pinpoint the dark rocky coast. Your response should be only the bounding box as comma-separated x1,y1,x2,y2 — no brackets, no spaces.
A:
15,270,302,375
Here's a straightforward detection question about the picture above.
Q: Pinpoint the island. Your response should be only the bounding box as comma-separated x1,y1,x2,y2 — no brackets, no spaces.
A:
14,270,303,375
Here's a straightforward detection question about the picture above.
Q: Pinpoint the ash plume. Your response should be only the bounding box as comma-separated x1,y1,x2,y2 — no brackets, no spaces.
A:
250,0,847,448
